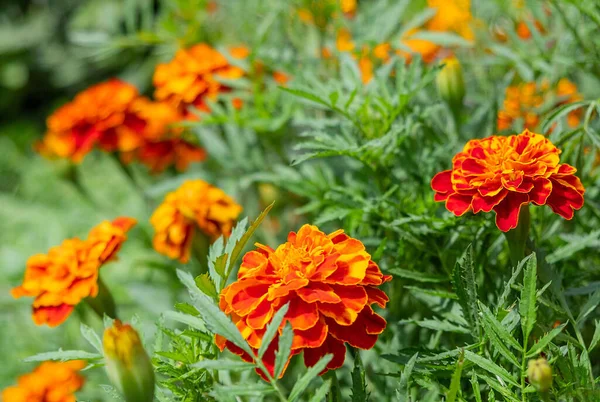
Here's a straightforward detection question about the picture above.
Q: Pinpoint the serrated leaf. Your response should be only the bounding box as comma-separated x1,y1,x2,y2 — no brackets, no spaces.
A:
446,351,464,402
405,286,458,299
397,353,418,402
576,289,600,326
309,380,331,402
526,324,567,357
478,374,520,402
390,268,448,283
163,311,208,333
463,350,519,387
24,349,102,362
452,245,479,332
214,383,274,396
498,262,524,310
471,371,482,402
174,302,200,316
258,303,290,358
351,352,367,402
191,359,254,371
195,273,218,300
588,320,600,352
226,202,274,278
520,253,538,342
177,269,252,356
545,230,600,264
406,318,469,334
274,323,294,378
479,303,521,350
289,354,333,402
80,323,103,353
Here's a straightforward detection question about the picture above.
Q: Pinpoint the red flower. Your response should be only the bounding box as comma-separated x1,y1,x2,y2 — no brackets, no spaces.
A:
215,224,391,380
431,130,585,231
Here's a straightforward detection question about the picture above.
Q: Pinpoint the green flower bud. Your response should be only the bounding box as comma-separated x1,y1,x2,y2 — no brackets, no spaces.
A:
527,357,553,392
103,320,155,402
436,57,465,109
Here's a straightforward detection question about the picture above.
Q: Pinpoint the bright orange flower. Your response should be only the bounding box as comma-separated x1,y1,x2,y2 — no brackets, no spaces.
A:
122,100,206,173
396,28,442,64
516,19,546,40
555,78,583,127
2,360,85,402
497,82,546,131
229,45,250,59
431,130,585,231
215,224,391,380
150,180,242,263
273,71,291,86
340,0,357,18
11,217,136,326
336,28,355,52
426,0,474,41
358,51,374,84
37,79,146,162
153,44,244,115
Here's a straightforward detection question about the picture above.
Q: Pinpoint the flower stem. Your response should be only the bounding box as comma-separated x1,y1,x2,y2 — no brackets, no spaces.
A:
504,205,531,266
85,276,118,320
324,370,342,402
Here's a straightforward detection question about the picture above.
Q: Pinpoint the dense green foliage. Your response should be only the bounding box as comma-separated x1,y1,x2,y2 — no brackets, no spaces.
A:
1,0,599,401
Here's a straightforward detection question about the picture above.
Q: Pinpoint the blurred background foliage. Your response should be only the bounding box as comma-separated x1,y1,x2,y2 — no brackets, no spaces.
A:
1,0,600,400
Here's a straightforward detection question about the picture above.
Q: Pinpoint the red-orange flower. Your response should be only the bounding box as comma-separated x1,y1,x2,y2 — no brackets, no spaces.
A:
37,79,146,163
121,100,206,173
431,130,585,231
150,180,242,263
153,44,244,115
2,360,85,402
11,217,136,326
215,224,391,380
555,78,583,127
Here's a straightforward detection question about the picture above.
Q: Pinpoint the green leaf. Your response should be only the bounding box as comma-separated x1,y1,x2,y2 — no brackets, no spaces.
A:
410,31,473,47
226,202,274,278
163,311,208,333
497,262,524,310
391,268,448,283
526,324,567,357
174,302,200,316
258,303,290,358
351,353,367,402
274,323,294,378
405,286,458,299
471,371,482,402
24,349,102,362
214,383,274,397
479,303,521,350
446,351,464,402
479,308,520,367
542,101,591,133
463,350,519,387
404,319,469,334
588,320,600,352
545,230,600,264
80,323,103,353
520,253,538,342
309,380,331,402
576,289,600,326
477,374,520,402
452,245,479,332
191,359,254,371
289,354,333,402
195,273,218,300
177,269,252,356
397,353,418,402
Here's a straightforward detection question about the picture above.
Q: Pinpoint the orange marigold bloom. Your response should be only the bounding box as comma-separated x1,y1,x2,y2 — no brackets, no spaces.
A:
397,28,442,64
426,0,474,41
122,100,206,173
431,130,585,232
273,71,291,86
341,0,357,18
150,180,242,263
153,44,244,114
336,28,355,52
37,79,146,162
497,82,545,131
215,224,391,380
2,360,85,402
516,19,546,40
11,217,136,326
555,78,583,127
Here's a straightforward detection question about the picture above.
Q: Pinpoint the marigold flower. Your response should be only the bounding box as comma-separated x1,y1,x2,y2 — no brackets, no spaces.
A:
150,180,242,263
555,78,583,127
340,0,357,18
336,28,355,52
215,224,391,380
103,320,155,402
516,19,546,40
11,217,136,326
273,71,291,86
396,28,441,64
2,360,85,402
37,79,146,162
153,44,244,114
121,100,206,173
426,0,474,41
431,130,585,231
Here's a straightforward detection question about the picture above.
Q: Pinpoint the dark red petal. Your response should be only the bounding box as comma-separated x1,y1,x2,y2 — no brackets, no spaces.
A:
493,192,529,232
303,335,347,374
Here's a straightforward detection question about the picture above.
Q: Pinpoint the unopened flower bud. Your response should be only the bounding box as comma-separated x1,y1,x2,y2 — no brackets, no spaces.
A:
527,357,552,392
103,320,155,402
436,57,465,109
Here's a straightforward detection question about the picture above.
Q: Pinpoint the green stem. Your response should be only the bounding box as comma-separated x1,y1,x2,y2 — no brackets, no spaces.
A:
504,205,531,266
324,370,342,402
521,338,528,402
85,276,118,319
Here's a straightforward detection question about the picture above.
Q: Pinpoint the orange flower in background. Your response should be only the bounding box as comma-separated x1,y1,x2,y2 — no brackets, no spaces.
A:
229,45,250,59
121,100,206,173
555,78,583,127
153,44,244,115
11,217,136,326
336,28,355,52
340,0,357,18
498,79,583,131
37,79,146,162
516,19,546,40
2,360,85,402
397,28,442,64
431,130,585,231
426,0,474,41
216,224,391,380
273,71,291,86
150,180,242,263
